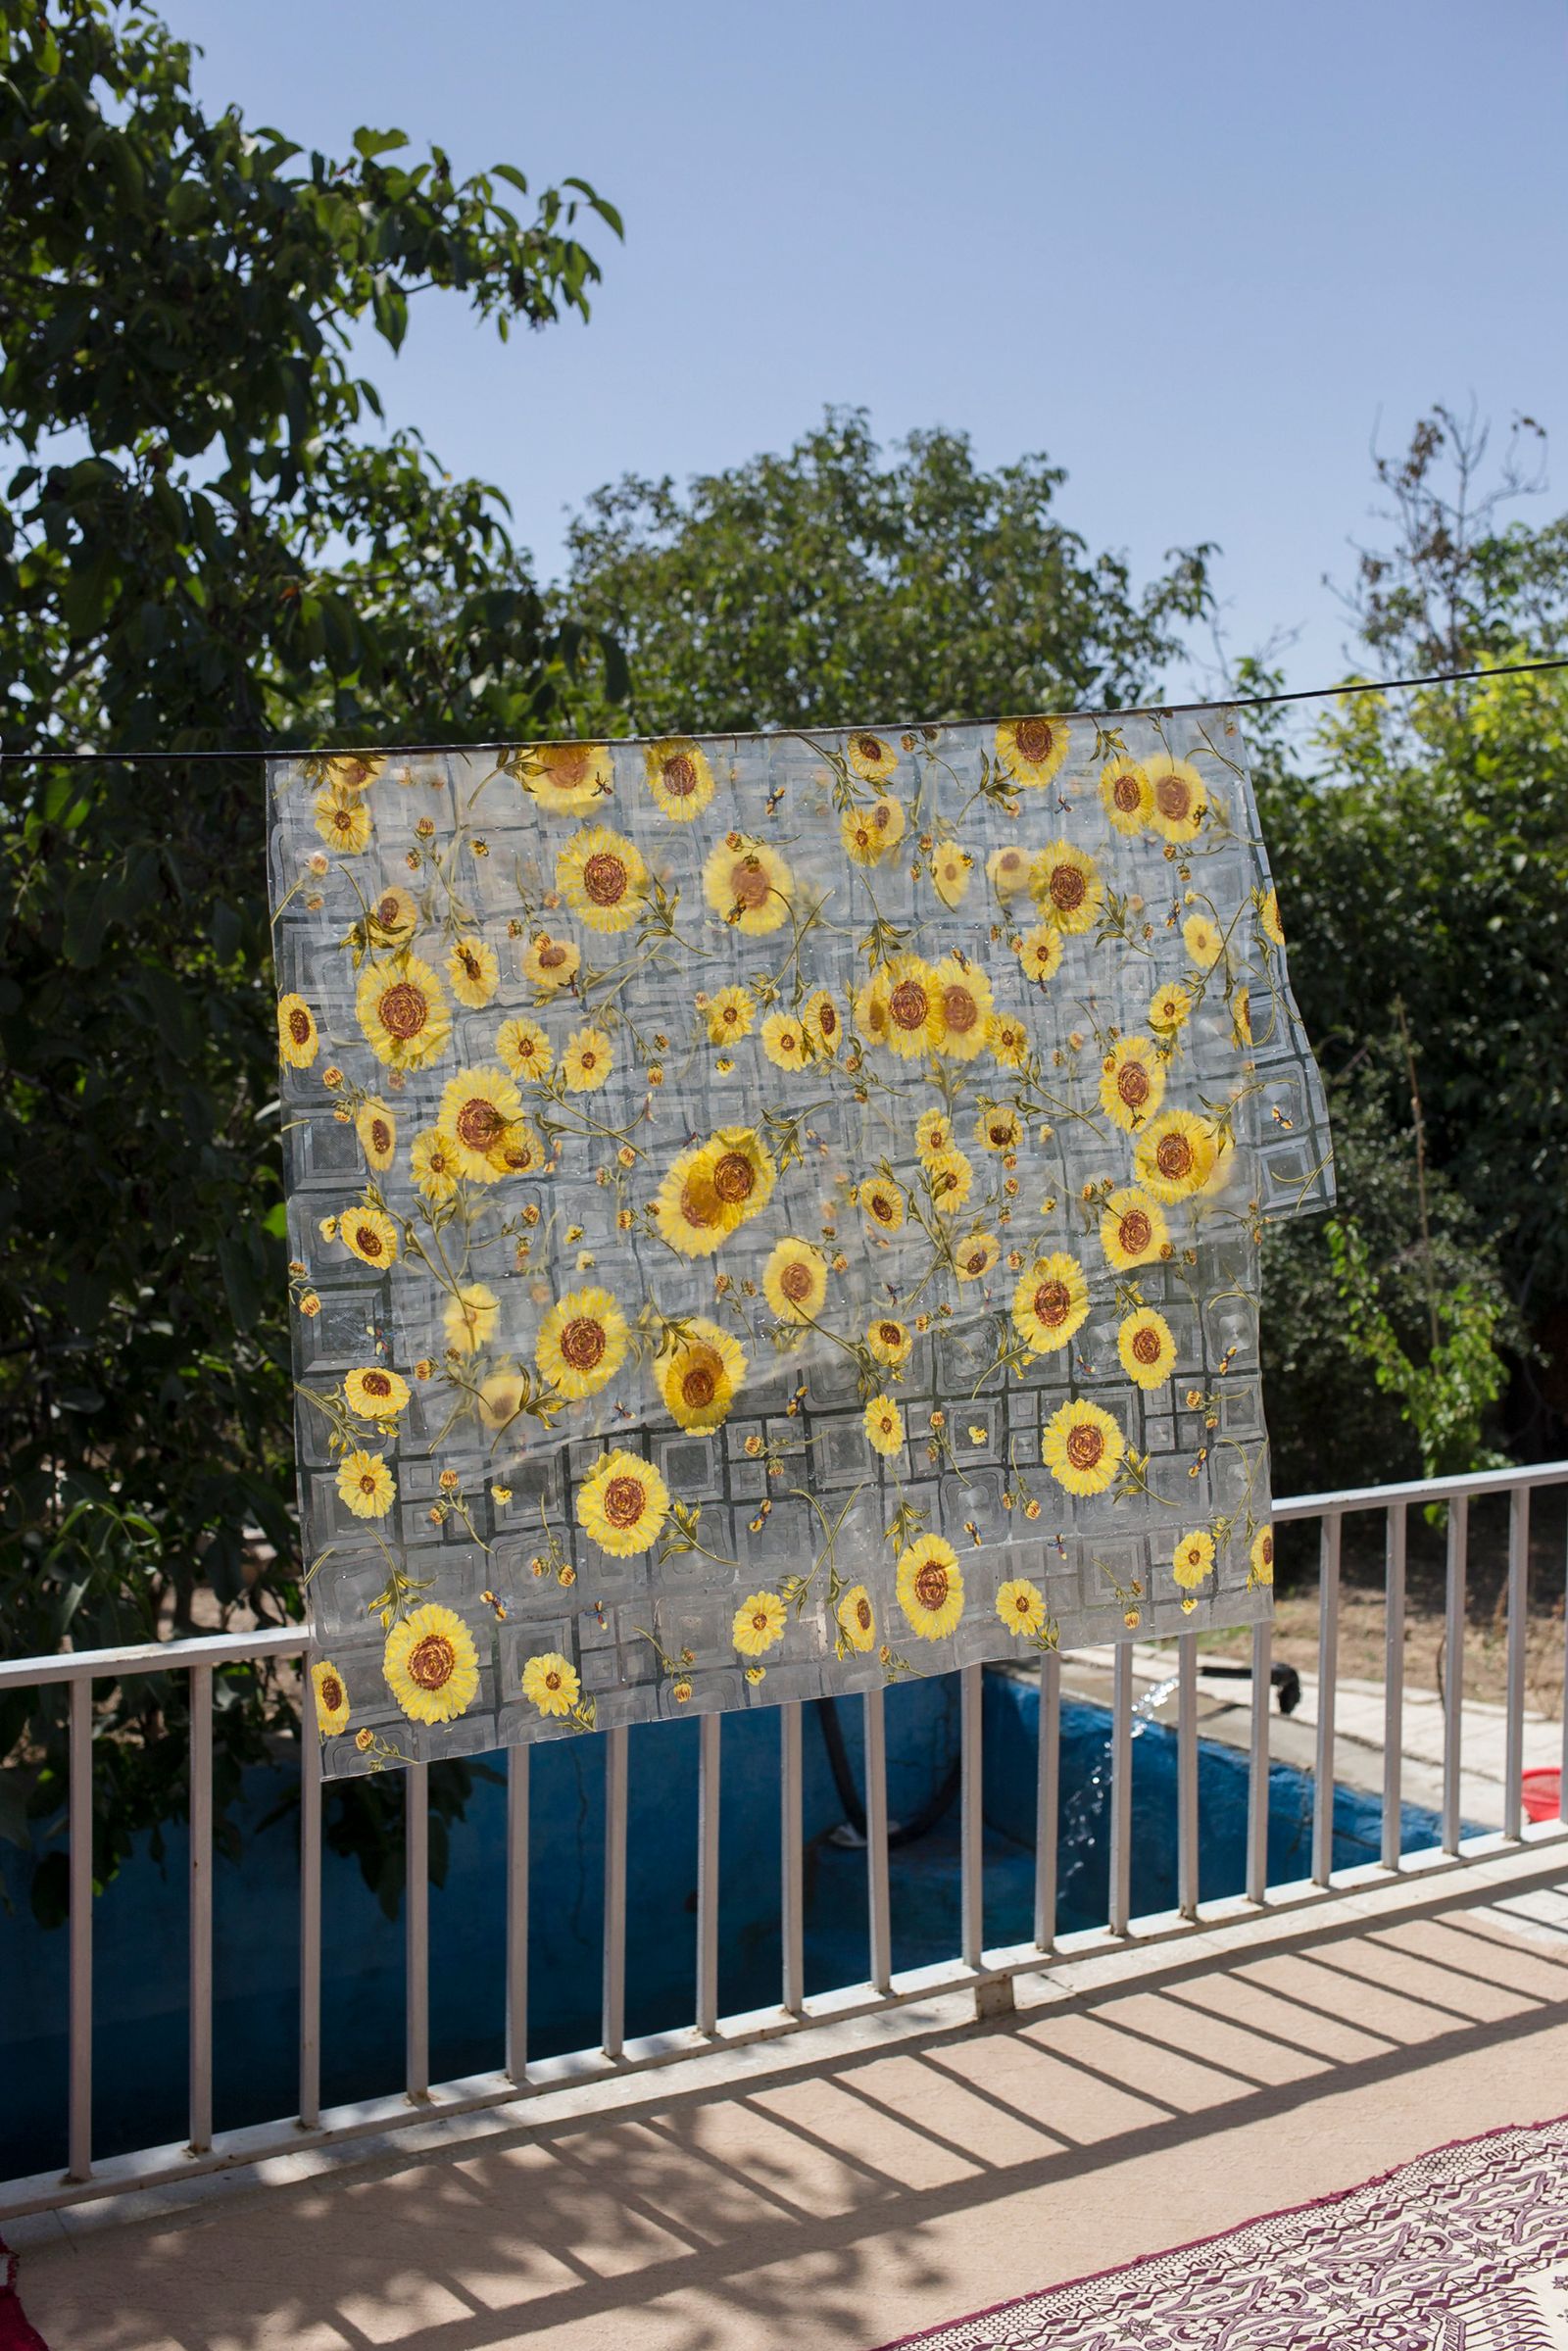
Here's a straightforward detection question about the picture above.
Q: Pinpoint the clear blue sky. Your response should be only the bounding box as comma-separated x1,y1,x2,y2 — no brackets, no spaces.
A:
173,0,1566,700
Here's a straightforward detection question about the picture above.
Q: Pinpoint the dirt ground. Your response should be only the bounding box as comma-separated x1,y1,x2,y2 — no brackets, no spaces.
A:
1200,1501,1568,1717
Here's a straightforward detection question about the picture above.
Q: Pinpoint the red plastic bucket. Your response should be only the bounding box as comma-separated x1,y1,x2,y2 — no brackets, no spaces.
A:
1522,1769,1562,1824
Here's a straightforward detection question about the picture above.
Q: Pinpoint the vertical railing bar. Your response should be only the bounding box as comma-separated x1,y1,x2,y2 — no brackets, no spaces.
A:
959,1663,984,1971
505,1741,529,2082
68,1676,93,2182
863,1686,892,1994
1107,1641,1133,1935
1442,1494,1469,1855
601,1725,628,2059
187,1662,214,2154
1176,1634,1199,1919
405,1760,429,2099
298,1660,321,2131
1246,1618,1271,1904
1561,1498,1568,1826
1311,1514,1341,1886
1381,1504,1407,1871
780,1702,805,2013
1033,1650,1060,1950
696,1711,721,2034
1503,1488,1530,1842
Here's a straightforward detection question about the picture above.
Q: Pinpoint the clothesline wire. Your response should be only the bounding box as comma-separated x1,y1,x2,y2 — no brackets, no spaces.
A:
3,652,1567,765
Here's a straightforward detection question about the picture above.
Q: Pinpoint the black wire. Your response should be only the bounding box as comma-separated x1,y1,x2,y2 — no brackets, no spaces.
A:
2,655,1565,765
812,1694,963,1850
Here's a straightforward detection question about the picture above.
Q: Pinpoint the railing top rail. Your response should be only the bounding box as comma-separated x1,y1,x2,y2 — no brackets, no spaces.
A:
1272,1458,1568,1522
0,1623,307,1693
1,1457,1565,1692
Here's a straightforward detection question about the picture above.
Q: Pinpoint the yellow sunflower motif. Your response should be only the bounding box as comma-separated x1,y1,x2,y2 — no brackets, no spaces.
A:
355,1099,397,1172
1099,1035,1167,1132
654,1146,738,1258
702,835,793,935
802,989,841,1057
1149,980,1192,1034
313,787,371,856
1250,1524,1275,1587
384,1603,480,1726
863,1394,906,1456
478,1367,526,1432
1260,887,1285,947
881,953,945,1059
321,753,385,795
657,1317,746,1432
495,1015,553,1084
841,802,900,865
760,1011,809,1073
499,1118,550,1178
438,1064,523,1183
859,1175,907,1235
1011,1253,1090,1354
522,1651,581,1716
988,1011,1030,1068
837,1585,877,1653
444,1282,499,1354
411,1128,461,1204
342,1204,399,1270
1034,840,1104,934
344,1366,411,1421
365,884,418,952
932,955,993,1061
1183,912,1224,969
355,955,452,1072
923,1146,973,1216
975,1103,1021,1154
557,824,649,936
576,1447,670,1557
986,843,1037,901
1172,1529,1216,1591
732,1590,788,1656
1101,756,1152,835
644,736,715,821
561,1026,612,1092
896,1534,965,1641
1042,1399,1125,1496
1100,1186,1169,1271
277,993,318,1068
996,1579,1047,1638
954,1231,1001,1283
846,730,900,784
762,1237,828,1324
337,1448,396,1520
915,1107,955,1159
854,969,892,1048
703,984,756,1045
930,840,973,908
1015,924,1064,985
536,1287,630,1400
1146,754,1208,845
865,1315,913,1370
517,740,614,815
447,935,499,1008
520,931,581,994
310,1658,351,1737
996,715,1070,789
1117,1306,1177,1390
707,1127,776,1224
1135,1109,1218,1201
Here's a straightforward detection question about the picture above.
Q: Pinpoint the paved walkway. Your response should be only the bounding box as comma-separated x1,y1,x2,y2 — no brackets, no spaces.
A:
14,1846,1568,2351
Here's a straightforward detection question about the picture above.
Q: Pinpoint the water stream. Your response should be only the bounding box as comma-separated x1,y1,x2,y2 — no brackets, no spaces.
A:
1056,1670,1180,1914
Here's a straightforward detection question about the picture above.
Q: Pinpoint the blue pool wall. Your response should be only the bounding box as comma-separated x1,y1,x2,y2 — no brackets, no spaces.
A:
0,1667,1446,2180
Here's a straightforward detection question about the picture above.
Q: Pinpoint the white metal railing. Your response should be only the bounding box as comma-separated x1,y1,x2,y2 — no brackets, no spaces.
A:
2,1460,1566,2218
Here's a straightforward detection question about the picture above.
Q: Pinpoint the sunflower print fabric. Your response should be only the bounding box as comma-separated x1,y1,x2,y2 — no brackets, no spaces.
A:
268,712,1333,1774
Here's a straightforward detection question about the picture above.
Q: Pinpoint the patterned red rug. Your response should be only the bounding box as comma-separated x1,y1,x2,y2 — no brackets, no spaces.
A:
877,2115,1568,2350
0,2239,46,2351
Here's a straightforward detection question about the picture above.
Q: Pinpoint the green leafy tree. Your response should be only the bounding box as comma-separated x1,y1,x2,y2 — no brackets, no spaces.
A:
0,0,621,1918
556,407,1215,735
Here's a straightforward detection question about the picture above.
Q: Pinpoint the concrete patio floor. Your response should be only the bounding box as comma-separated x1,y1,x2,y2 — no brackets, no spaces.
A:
12,1841,1568,2351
